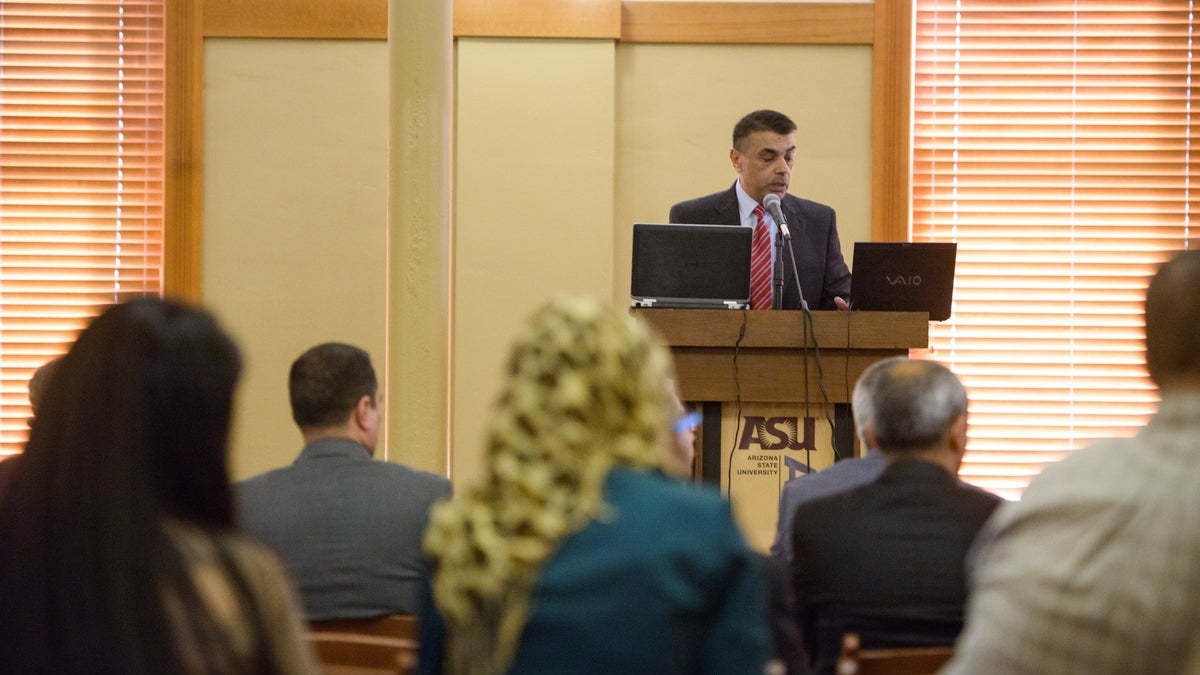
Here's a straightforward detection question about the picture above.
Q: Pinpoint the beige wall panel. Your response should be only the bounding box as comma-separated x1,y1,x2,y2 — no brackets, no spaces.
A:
454,38,617,487
613,43,873,304
203,39,389,480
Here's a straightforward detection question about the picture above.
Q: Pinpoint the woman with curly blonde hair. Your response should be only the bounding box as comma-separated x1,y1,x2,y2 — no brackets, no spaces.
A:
419,298,768,675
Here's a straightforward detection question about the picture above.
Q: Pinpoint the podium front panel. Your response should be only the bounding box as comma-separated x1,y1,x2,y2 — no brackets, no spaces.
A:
719,403,842,552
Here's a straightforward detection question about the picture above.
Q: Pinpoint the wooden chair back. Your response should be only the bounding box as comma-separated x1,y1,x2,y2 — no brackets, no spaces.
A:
308,614,418,675
836,632,955,675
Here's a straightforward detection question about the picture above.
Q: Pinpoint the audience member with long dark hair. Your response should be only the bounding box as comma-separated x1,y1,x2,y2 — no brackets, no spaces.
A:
0,356,64,499
419,298,769,675
0,297,316,673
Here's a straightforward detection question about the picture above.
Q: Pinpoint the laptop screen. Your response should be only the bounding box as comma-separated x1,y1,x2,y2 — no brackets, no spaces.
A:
851,242,957,321
630,223,751,309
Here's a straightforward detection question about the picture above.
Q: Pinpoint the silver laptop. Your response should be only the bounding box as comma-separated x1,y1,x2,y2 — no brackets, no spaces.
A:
851,242,957,321
630,223,751,309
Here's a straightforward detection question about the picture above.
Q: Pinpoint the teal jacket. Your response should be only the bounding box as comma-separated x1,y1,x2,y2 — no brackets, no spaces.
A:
421,468,770,674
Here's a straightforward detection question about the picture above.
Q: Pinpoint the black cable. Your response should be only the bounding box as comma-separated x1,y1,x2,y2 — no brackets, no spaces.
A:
726,308,749,494
844,310,853,456
803,307,812,472
784,238,842,462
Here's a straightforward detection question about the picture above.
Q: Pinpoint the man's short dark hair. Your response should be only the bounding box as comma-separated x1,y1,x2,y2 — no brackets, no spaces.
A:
1145,250,1200,387
289,342,377,429
732,109,798,151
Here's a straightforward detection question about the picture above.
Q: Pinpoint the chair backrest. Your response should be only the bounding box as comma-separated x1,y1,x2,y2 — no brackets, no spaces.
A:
836,632,955,675
308,614,418,675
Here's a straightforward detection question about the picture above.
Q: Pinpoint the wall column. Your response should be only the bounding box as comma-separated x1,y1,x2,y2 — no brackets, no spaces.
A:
388,0,452,474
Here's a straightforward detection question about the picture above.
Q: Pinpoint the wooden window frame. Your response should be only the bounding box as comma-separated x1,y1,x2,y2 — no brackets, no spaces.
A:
165,0,203,301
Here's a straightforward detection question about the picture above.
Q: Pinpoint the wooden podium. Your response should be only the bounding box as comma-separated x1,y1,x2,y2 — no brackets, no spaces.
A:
632,308,930,481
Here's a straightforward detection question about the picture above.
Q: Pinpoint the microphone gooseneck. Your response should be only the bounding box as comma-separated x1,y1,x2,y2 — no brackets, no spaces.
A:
763,193,791,239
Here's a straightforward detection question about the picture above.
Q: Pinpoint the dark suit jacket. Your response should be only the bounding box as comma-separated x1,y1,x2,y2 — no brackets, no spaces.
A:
789,459,1001,675
770,449,888,566
237,437,452,620
769,450,887,675
669,183,852,310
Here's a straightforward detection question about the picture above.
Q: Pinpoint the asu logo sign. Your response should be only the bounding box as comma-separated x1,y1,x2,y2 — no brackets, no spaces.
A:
737,416,816,451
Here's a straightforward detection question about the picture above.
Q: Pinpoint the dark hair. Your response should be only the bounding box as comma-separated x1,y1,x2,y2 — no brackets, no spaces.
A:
27,355,64,416
732,109,797,151
1145,250,1200,387
289,342,378,429
0,297,243,672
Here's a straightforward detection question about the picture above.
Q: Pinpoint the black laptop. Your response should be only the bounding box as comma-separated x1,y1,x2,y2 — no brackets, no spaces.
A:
630,223,751,309
851,242,957,321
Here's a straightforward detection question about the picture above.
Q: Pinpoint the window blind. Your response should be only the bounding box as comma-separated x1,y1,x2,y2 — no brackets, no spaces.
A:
912,0,1197,499
0,1,164,456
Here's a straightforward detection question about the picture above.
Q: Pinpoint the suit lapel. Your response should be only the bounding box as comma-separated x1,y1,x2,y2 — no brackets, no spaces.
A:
714,183,741,224
782,196,807,231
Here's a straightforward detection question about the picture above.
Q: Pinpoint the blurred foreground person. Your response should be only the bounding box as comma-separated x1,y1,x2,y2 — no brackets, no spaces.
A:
943,250,1200,674
663,381,700,480
0,298,315,674
420,298,769,675
27,355,64,423
0,356,66,497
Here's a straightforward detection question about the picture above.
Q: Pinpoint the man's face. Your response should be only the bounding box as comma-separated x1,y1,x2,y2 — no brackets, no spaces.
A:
730,130,796,203
663,390,697,479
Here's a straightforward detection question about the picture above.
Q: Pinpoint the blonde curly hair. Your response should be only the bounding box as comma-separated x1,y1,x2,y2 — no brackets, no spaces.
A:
423,298,673,675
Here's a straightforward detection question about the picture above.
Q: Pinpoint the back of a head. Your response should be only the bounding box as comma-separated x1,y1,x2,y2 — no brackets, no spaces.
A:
27,355,63,419
851,360,887,446
25,296,242,526
861,357,967,454
732,109,798,150
423,297,673,675
289,342,377,430
0,296,242,671
1145,250,1200,389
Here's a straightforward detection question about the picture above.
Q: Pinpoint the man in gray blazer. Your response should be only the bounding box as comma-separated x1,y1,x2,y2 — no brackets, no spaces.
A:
669,109,851,311
237,342,452,620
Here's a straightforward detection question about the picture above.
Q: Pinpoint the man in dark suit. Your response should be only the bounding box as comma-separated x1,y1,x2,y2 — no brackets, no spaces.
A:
669,109,851,310
788,357,1001,675
237,342,452,620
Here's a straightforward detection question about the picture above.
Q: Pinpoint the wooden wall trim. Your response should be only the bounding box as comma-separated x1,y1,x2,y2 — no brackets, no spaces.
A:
200,0,874,45
455,0,621,39
203,0,388,39
165,0,204,302
869,0,911,242
621,2,873,45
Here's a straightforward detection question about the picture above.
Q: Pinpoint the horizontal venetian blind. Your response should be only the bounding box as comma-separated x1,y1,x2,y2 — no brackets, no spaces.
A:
912,0,1196,499
0,1,164,456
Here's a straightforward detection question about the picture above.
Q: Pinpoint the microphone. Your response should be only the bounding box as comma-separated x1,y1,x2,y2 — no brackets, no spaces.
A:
763,193,790,239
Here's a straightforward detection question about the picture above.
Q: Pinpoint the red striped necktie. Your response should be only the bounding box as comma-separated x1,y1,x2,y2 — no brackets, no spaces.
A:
750,204,772,310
